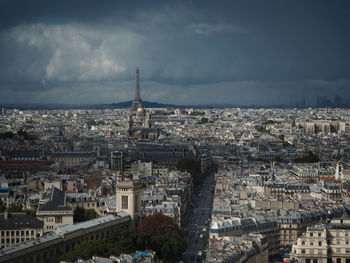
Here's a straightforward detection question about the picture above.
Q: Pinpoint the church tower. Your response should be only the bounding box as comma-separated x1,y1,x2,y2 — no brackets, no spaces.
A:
116,172,142,229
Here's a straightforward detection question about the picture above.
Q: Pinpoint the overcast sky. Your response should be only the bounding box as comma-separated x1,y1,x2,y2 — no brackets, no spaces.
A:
0,0,349,105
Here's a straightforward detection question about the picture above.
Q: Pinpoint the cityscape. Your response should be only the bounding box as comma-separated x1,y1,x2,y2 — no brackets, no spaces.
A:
1,1,350,263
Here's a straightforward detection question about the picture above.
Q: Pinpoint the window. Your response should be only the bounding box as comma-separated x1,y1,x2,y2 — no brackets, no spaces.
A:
55,216,62,223
346,240,349,245
318,233,321,237
122,196,128,209
310,233,313,237
337,259,341,263
302,249,306,254
302,241,305,245
319,241,322,246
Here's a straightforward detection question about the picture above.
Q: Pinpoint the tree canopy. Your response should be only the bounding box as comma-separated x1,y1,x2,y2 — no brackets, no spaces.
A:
138,213,187,263
73,207,98,222
52,214,186,262
52,228,151,263
198,117,208,124
138,213,178,236
0,201,23,213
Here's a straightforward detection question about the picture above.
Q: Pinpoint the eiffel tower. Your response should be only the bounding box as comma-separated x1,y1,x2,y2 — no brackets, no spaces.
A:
130,67,142,111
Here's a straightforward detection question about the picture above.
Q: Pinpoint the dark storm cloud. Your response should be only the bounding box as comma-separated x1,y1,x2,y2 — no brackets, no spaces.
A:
0,0,349,105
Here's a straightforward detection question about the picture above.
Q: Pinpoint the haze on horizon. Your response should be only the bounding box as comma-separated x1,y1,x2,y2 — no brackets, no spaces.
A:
0,0,349,106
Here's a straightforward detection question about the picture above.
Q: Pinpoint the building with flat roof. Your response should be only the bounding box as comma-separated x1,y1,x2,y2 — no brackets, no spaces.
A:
0,213,131,263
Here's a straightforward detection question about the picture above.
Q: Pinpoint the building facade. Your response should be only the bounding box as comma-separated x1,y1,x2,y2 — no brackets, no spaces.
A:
0,212,43,249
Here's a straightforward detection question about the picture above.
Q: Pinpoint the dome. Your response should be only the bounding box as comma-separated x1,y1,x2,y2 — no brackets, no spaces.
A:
137,103,144,113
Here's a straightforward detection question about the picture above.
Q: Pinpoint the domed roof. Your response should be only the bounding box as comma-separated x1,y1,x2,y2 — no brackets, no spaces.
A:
137,103,144,113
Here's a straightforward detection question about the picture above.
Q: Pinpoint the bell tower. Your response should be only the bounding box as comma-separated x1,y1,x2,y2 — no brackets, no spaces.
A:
116,172,142,229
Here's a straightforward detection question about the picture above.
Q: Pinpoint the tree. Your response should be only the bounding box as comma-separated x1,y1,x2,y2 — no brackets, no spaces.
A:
0,201,23,213
198,117,208,124
24,209,37,217
0,200,6,213
139,213,187,262
52,228,151,263
73,207,98,223
138,213,177,236
151,228,187,262
8,203,23,213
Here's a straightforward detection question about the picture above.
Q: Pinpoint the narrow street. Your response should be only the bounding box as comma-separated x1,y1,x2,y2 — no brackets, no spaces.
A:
182,172,216,262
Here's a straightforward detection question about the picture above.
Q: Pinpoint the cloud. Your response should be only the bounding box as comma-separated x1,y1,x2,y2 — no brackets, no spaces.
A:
0,1,350,105
187,23,246,36
5,23,140,83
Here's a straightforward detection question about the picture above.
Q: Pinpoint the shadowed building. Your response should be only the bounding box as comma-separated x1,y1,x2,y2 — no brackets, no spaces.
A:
0,212,43,248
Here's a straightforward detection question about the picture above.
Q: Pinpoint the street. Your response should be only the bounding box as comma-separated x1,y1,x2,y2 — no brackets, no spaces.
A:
182,172,216,262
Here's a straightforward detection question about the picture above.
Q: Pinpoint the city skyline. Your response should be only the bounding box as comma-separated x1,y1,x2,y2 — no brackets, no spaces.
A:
0,0,350,105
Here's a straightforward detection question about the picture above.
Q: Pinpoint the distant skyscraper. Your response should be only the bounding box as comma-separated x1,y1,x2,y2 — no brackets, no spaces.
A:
131,67,142,111
0,104,4,115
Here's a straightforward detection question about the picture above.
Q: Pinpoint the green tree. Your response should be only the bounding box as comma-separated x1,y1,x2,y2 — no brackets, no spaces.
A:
53,228,151,263
151,228,186,263
73,207,98,223
0,200,6,213
263,120,275,125
24,209,37,217
198,117,208,124
8,203,23,213
139,213,187,263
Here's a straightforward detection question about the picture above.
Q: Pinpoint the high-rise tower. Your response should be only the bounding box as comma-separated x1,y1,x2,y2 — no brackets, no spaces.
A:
131,67,142,111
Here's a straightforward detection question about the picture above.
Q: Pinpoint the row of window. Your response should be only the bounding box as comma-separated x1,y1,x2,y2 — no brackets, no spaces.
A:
301,248,350,254
302,240,323,246
1,230,35,236
45,216,62,223
305,259,350,263
0,237,32,244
